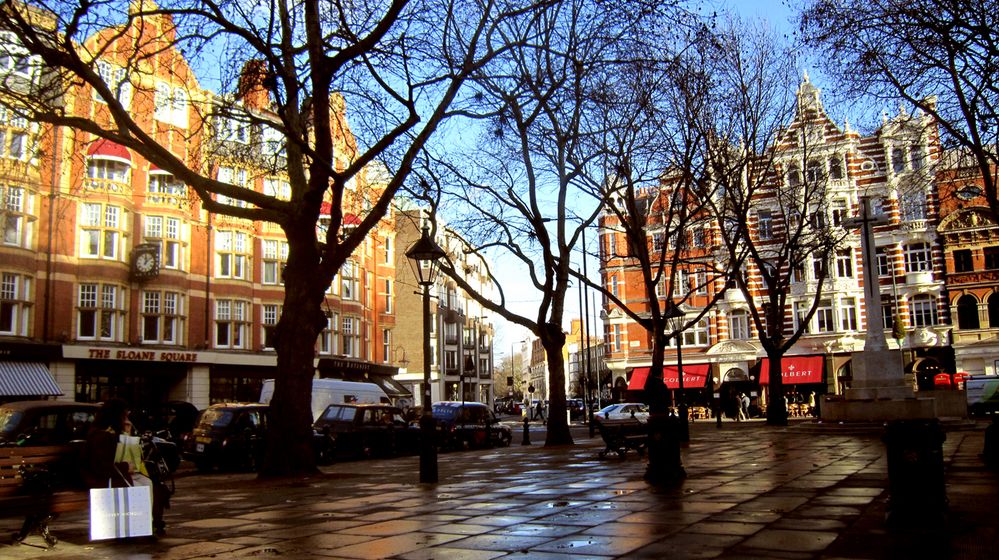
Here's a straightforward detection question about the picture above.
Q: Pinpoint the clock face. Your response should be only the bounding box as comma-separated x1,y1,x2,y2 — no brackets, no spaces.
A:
136,252,156,273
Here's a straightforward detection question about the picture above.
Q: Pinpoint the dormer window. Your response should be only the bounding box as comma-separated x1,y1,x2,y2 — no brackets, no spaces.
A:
94,60,133,108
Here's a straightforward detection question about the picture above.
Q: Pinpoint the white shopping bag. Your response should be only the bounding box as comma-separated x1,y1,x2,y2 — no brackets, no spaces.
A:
89,485,153,540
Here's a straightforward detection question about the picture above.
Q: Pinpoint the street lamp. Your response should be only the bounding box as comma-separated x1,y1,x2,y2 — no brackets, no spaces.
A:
663,301,689,443
406,225,446,484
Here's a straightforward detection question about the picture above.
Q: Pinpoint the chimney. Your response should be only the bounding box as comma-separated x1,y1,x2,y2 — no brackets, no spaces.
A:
237,59,272,110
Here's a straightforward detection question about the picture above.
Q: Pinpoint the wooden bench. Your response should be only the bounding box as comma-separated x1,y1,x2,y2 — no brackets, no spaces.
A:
0,444,89,548
596,419,648,458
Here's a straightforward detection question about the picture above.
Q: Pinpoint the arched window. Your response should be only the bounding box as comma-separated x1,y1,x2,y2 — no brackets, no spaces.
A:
956,294,980,330
989,293,999,328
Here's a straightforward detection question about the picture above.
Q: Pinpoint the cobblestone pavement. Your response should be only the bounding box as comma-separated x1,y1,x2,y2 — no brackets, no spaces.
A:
2,421,996,559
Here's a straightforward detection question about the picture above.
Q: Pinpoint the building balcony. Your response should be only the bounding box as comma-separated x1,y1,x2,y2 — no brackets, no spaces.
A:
146,190,188,208
905,270,936,285
901,219,929,231
84,178,131,196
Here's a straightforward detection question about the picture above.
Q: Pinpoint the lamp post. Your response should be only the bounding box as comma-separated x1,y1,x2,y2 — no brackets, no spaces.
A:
406,225,446,484
663,301,689,442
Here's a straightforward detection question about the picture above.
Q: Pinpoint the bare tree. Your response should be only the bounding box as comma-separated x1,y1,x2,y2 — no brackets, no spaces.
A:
698,20,852,425
0,0,550,476
800,0,999,221
414,0,687,446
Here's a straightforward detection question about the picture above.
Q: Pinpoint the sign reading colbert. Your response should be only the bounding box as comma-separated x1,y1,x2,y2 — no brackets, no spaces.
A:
760,356,825,385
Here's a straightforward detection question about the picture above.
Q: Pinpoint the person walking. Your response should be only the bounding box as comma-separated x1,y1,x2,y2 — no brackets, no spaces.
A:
740,393,750,420
82,399,168,536
535,400,546,425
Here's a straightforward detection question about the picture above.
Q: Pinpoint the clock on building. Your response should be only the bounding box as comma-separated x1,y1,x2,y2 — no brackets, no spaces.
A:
131,243,160,281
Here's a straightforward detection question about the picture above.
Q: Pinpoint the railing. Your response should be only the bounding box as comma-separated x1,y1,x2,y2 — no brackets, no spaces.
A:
84,178,131,195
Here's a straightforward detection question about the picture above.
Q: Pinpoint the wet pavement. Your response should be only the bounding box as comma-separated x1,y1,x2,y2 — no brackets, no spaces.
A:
2,420,997,559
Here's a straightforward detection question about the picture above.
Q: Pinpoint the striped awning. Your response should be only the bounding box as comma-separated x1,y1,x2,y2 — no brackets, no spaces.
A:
0,362,63,397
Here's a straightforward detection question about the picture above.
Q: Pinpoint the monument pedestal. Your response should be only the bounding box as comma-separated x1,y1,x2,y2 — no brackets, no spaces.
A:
821,349,938,422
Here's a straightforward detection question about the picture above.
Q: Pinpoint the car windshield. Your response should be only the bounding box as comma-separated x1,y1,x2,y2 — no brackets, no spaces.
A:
198,408,234,428
0,409,23,435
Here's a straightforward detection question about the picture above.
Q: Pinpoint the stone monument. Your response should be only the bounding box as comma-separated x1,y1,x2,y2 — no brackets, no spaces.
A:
822,196,937,421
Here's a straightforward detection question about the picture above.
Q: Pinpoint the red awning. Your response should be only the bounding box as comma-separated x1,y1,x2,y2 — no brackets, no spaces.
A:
759,356,824,385
87,139,131,165
628,364,710,390
319,202,361,225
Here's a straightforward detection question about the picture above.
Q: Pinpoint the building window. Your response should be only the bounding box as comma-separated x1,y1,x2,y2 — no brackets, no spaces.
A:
154,82,188,128
261,239,288,285
900,189,927,221
652,232,664,253
904,242,932,273
831,198,848,227
835,249,853,278
216,230,249,279
0,105,34,161
2,185,31,247
86,158,130,193
911,144,926,170
144,215,183,270
989,294,999,328
78,283,124,341
829,155,845,180
94,60,132,107
910,294,937,327
341,260,359,301
757,210,773,240
876,246,892,277
984,246,999,270
261,126,286,160
384,279,393,313
812,253,828,279
141,290,182,344
787,164,801,187
606,232,617,257
953,249,974,273
147,172,186,206
815,300,834,333
80,203,122,260
794,301,809,333
728,310,750,340
262,177,290,200
956,294,980,330
214,114,250,144
0,272,30,336
692,226,706,248
382,329,391,363
805,159,823,183
682,318,709,346
0,31,39,81
214,299,249,349
841,298,858,331
216,166,249,207
610,275,618,298
319,313,339,355
342,316,360,358
891,147,906,174
262,304,280,349
882,301,896,330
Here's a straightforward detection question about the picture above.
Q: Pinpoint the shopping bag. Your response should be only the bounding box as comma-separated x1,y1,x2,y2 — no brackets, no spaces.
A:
89,485,153,540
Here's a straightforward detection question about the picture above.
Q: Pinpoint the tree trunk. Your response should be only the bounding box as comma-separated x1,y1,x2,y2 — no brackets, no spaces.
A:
542,325,573,446
259,233,327,477
765,350,788,426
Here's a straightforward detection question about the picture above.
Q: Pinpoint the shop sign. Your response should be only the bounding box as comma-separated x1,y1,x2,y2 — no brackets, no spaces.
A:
72,347,200,363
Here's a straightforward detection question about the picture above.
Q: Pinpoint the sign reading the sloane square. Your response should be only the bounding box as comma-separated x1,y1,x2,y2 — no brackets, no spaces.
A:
82,348,200,362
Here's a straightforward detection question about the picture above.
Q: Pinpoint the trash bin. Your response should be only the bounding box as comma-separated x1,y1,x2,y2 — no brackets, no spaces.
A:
882,419,947,526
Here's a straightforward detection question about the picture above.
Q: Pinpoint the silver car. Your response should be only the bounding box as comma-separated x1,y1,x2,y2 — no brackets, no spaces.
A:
593,403,649,423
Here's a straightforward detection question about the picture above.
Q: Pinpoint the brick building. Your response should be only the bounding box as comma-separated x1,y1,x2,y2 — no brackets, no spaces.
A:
599,76,956,411
0,4,433,409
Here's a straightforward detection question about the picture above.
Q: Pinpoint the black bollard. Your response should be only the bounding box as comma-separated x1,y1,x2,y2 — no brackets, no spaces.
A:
521,416,531,445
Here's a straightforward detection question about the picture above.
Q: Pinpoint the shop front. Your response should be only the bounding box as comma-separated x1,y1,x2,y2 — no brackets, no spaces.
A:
0,342,63,404
627,364,711,416
758,355,825,417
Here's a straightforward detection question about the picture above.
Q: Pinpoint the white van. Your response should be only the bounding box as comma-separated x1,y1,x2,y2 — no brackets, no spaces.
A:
259,378,389,421
966,375,999,416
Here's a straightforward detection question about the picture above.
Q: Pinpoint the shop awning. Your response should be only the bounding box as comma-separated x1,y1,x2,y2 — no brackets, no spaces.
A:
628,364,710,390
372,376,413,398
759,355,824,385
0,362,63,397
87,139,132,165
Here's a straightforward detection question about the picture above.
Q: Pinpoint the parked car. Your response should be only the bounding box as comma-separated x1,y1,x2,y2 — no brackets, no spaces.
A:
312,403,419,463
431,401,512,450
0,400,99,446
594,403,649,423
181,403,269,472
